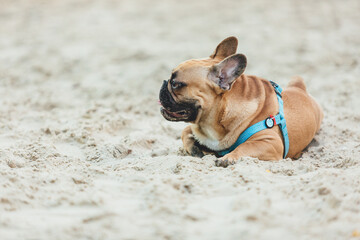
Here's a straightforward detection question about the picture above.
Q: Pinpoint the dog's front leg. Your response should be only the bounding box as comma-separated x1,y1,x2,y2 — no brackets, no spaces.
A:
215,136,283,167
181,126,205,157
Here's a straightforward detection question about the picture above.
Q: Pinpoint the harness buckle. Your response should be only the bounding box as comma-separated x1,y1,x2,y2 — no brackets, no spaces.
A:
265,115,276,128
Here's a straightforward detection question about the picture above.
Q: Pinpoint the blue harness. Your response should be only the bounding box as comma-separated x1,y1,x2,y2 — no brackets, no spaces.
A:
216,81,290,158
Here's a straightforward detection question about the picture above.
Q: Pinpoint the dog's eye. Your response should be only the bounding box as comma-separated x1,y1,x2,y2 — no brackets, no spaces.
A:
171,81,185,90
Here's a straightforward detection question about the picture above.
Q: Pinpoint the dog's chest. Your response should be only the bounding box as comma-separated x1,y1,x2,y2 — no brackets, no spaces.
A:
191,125,223,151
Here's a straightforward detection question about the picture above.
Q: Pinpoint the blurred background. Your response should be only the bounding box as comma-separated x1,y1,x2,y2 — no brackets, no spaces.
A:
1,0,359,95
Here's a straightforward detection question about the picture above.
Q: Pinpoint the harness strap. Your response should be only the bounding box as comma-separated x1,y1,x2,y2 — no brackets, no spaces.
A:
216,81,290,158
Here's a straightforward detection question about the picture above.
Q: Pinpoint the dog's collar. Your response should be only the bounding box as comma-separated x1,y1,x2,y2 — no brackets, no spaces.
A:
216,80,290,158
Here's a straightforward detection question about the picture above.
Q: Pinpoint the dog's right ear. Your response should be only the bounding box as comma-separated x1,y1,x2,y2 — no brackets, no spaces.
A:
210,36,238,60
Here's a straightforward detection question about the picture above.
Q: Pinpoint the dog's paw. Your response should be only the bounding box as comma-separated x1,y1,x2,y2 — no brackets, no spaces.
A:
214,154,239,168
183,135,205,158
190,144,204,158
183,141,204,158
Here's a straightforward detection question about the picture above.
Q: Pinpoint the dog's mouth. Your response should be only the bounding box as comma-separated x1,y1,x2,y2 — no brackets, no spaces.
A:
159,80,198,122
160,106,193,121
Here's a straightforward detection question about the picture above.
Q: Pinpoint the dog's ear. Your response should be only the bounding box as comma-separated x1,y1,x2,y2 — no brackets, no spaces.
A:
208,54,247,90
210,36,238,59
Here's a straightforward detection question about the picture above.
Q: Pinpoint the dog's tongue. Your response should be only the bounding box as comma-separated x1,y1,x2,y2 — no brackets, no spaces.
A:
168,110,183,118
161,106,183,118
158,100,184,118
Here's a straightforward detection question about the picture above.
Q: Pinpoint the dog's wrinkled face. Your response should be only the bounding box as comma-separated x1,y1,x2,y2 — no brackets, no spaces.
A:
159,77,199,122
159,36,247,123
159,59,218,122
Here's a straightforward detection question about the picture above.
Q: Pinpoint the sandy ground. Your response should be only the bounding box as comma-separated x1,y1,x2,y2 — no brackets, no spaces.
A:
0,0,359,239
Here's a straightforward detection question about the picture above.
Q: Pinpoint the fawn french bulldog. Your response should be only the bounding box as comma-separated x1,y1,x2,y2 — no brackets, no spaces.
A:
159,36,323,167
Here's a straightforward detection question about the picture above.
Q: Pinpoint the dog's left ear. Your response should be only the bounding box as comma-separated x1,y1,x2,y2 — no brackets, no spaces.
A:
208,54,247,90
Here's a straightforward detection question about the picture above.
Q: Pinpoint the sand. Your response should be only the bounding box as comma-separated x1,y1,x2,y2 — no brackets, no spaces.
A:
0,0,359,239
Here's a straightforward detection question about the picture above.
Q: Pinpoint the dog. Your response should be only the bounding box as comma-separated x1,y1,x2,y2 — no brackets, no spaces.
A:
159,36,323,167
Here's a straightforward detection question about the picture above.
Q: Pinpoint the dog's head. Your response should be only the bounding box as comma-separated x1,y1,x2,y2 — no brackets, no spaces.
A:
159,36,247,122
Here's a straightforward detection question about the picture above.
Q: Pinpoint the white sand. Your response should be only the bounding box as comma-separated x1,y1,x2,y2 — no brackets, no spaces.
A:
0,0,360,239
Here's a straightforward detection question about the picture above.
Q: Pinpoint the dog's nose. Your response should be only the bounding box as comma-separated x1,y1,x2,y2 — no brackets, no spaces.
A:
159,80,169,103
160,80,168,92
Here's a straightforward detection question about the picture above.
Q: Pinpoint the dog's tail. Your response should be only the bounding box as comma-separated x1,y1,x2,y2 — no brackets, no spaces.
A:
288,76,323,132
287,76,307,92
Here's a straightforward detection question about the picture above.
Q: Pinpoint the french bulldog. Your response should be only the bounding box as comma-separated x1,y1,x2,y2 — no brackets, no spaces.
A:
159,36,323,167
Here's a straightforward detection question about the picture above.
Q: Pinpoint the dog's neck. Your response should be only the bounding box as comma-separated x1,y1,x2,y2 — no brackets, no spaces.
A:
191,75,266,151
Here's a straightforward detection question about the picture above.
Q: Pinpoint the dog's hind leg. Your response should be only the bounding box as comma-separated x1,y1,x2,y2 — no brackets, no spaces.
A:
215,132,284,167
